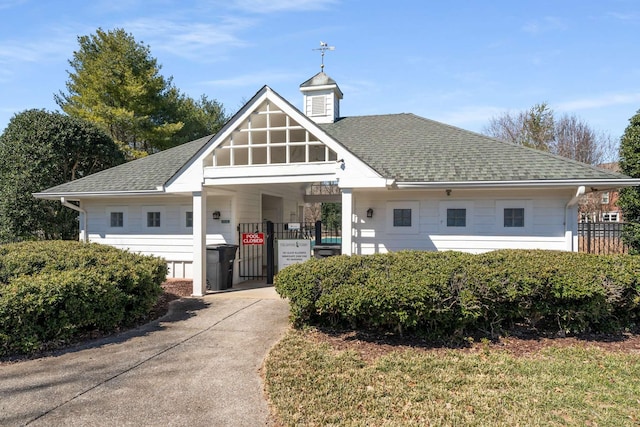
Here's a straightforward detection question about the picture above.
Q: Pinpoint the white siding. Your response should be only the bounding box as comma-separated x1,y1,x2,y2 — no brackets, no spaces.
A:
352,188,574,255
81,184,305,280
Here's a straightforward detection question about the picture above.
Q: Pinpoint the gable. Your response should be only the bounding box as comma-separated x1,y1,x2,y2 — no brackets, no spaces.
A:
166,86,385,190
212,99,339,166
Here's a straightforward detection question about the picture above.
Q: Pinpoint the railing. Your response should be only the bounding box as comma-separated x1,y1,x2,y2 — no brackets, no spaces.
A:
578,222,629,254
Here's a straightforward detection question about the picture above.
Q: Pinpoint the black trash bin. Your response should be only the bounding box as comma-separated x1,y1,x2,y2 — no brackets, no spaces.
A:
206,244,239,291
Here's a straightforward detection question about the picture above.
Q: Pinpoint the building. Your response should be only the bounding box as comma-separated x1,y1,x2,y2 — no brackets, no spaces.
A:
579,163,624,222
35,72,640,295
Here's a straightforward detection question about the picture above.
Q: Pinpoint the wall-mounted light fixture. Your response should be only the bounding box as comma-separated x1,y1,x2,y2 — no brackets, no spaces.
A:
446,189,452,196
366,208,374,218
212,211,221,220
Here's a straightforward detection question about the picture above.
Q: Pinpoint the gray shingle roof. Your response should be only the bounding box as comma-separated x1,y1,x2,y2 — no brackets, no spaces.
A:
36,110,631,198
320,114,628,182
38,134,213,195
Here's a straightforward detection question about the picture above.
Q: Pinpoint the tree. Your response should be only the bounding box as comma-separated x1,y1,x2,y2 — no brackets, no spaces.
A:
484,103,555,151
617,109,640,252
0,110,125,242
56,28,227,158
165,92,228,145
484,103,616,165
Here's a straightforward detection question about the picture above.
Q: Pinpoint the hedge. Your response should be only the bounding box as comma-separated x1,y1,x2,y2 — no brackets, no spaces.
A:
0,241,167,355
274,250,640,338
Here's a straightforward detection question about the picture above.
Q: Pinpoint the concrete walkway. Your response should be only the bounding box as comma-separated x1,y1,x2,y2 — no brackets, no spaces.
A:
0,286,289,426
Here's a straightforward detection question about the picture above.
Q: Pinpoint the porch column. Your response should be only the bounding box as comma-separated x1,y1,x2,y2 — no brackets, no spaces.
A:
341,188,353,255
192,190,207,296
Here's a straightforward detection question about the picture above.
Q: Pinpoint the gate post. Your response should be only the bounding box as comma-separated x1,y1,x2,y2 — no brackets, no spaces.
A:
315,220,322,246
266,221,275,284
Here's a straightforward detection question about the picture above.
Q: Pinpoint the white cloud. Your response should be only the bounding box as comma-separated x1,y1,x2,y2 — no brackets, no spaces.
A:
123,17,253,60
0,0,26,10
556,92,640,112
231,0,338,13
0,36,74,64
607,12,638,21
522,16,568,34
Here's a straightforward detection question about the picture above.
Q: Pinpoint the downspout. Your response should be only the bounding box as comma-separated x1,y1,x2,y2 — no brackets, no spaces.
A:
60,197,88,243
564,186,585,252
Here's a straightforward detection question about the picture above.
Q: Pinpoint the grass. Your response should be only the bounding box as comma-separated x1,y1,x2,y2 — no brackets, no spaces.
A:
264,329,640,426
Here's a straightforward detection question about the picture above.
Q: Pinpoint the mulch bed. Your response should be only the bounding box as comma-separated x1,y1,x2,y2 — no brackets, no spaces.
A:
307,327,640,362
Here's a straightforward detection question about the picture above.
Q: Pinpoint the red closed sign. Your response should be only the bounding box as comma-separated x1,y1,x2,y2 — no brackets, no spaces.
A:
242,232,265,245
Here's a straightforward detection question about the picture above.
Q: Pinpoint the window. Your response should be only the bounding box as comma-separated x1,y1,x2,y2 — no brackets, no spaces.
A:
602,212,619,222
106,207,128,230
185,211,193,228
110,212,124,228
393,208,412,227
147,212,161,228
439,201,472,232
386,201,419,234
447,208,466,227
496,201,531,232
503,208,525,227
601,192,610,204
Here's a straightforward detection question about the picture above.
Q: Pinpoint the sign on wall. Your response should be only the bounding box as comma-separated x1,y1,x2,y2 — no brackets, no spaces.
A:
278,239,311,270
242,232,265,245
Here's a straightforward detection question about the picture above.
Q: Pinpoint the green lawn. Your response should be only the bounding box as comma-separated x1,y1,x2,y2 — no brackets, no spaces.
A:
264,329,640,426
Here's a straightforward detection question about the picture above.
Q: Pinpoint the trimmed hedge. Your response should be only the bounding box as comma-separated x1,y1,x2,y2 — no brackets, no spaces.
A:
0,241,167,355
274,250,640,338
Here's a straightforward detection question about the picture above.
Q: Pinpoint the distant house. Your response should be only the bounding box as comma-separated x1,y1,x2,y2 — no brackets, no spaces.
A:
579,163,624,222
34,72,640,296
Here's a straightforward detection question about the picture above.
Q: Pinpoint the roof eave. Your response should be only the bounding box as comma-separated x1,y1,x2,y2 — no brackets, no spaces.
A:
33,189,165,200
394,179,640,191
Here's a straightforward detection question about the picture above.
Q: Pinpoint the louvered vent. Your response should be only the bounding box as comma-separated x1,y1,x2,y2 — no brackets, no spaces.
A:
311,95,326,116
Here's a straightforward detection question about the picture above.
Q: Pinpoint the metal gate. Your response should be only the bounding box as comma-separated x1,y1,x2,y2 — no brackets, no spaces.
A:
237,221,340,283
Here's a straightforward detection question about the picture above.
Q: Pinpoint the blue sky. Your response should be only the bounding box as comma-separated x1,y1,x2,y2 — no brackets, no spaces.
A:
1,0,639,142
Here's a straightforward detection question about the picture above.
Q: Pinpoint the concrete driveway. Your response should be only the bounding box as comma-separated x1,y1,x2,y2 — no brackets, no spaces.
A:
0,285,289,426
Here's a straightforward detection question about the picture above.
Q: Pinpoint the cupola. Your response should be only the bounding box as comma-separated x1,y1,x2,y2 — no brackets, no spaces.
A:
299,71,343,124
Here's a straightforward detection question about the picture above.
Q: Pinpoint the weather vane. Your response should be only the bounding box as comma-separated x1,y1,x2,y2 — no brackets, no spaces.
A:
313,41,335,72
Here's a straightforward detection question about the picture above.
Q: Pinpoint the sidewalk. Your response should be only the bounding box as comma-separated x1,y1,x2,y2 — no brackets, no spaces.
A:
0,286,289,426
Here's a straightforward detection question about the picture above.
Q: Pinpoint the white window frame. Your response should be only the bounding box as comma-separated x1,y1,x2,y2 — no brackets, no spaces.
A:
142,206,165,231
601,192,610,205
106,206,128,231
602,211,619,222
439,201,473,233
386,201,419,234
496,200,532,233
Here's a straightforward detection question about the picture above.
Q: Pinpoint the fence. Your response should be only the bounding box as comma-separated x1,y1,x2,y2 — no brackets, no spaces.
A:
578,222,629,254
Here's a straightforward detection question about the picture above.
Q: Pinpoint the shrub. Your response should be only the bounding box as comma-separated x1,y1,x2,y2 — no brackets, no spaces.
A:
276,251,475,338
275,250,640,338
0,241,166,355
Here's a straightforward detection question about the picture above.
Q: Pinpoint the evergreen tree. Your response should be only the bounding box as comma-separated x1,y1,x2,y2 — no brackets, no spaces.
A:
56,28,227,158
0,110,124,242
617,109,640,252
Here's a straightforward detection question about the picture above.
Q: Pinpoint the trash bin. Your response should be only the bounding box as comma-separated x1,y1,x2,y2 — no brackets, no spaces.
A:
206,244,239,291
313,245,341,258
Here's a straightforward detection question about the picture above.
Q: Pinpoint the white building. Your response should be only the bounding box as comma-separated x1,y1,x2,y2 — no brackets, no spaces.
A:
35,72,640,296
